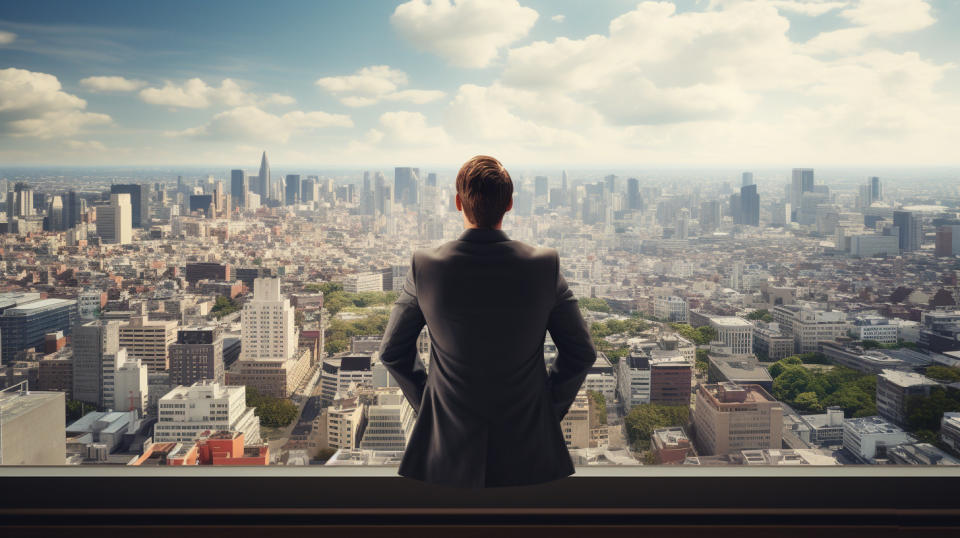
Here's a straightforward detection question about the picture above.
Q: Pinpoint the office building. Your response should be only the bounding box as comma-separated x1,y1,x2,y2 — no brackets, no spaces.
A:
359,388,415,452
38,353,73,398
649,351,692,406
935,225,960,257
739,184,759,226
616,354,651,411
71,320,119,406
110,184,150,228
876,370,939,427
342,272,384,293
256,151,271,200
560,389,590,449
285,174,301,205
96,193,132,245
742,172,754,187
843,416,913,462
772,305,849,354
169,327,225,386
584,353,616,403
753,324,795,360
654,295,688,322
709,316,754,355
707,353,774,392
185,262,231,285
893,210,921,252
394,167,420,207
120,316,177,371
651,427,693,464
849,234,899,257
853,316,898,344
230,169,247,211
155,381,261,445
325,394,365,451
693,383,783,456
0,386,65,464
0,298,76,363
320,355,373,404
106,348,149,414
790,168,814,220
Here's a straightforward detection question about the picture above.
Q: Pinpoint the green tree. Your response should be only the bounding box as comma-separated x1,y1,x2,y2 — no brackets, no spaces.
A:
211,295,240,318
246,386,299,428
313,447,338,462
772,365,814,402
746,309,773,322
768,356,803,378
794,391,823,413
906,386,960,432
624,404,690,449
580,297,612,313
587,390,607,425
926,366,960,383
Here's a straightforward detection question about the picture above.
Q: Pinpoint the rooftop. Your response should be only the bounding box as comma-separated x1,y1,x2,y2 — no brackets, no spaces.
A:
2,298,76,316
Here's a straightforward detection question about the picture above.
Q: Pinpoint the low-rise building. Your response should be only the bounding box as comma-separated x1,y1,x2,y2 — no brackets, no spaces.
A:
651,427,693,464
876,369,939,427
616,354,650,411
155,381,260,445
842,416,914,463
854,316,899,344
693,383,783,456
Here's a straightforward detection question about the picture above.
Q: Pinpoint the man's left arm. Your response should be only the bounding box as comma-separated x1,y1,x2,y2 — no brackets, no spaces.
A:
378,254,428,411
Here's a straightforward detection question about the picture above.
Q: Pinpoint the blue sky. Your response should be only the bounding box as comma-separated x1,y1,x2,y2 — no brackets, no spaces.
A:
1,0,959,167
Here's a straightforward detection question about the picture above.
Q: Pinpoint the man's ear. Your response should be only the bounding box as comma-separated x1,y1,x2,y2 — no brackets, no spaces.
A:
505,197,513,213
455,193,462,211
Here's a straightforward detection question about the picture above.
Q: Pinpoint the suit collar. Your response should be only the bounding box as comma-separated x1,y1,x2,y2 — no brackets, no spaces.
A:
458,228,511,243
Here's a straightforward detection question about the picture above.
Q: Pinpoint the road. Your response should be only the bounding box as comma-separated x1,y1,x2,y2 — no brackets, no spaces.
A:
264,363,323,460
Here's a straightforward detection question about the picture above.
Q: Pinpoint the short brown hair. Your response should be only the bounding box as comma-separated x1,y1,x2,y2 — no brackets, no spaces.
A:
456,155,513,228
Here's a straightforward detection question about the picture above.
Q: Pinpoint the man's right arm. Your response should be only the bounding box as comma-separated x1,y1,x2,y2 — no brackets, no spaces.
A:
545,251,597,421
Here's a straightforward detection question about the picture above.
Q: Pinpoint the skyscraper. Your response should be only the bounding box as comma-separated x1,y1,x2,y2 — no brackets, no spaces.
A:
97,193,133,245
301,177,317,203
791,168,814,221
285,174,301,205
242,278,296,362
230,169,247,211
394,167,420,207
740,184,760,226
374,171,388,214
870,176,882,202
893,210,921,252
46,195,64,231
257,151,271,200
627,177,641,210
742,172,754,186
110,184,150,228
72,320,120,406
170,327,225,386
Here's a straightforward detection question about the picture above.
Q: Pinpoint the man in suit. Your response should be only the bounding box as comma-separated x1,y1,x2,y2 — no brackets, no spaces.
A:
378,155,597,488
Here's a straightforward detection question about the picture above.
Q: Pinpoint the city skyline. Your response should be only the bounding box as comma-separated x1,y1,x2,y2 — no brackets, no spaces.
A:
2,0,960,167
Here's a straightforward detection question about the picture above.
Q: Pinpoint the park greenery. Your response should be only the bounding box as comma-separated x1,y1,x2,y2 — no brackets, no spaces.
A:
624,404,690,451
211,295,240,318
859,339,918,350
580,297,612,313
668,323,717,346
906,386,960,439
767,356,876,416
325,311,391,354
589,317,651,363
746,309,774,322
65,399,96,422
587,390,607,426
246,387,299,428
925,365,960,383
695,349,710,374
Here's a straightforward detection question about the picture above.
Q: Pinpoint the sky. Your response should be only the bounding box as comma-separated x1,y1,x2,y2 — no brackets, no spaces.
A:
1,0,959,168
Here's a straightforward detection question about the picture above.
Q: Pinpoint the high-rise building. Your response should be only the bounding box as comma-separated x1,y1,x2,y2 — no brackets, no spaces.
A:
742,171,754,186
97,193,132,245
740,184,759,226
709,316,754,355
617,355,650,412
0,298,75,363
0,386,65,464
534,175,549,202
46,195,65,231
935,225,960,257
790,168,814,220
119,316,177,372
693,383,783,456
876,370,939,428
870,176,882,203
320,355,373,404
257,151,271,200
649,352,692,406
230,169,247,211
8,182,34,218
71,320,120,406
155,381,261,445
110,184,150,228
105,348,149,413
394,167,420,207
627,177,641,210
301,177,317,203
66,190,84,228
169,327,225,386
893,210,921,252
185,262,231,284
285,174,301,205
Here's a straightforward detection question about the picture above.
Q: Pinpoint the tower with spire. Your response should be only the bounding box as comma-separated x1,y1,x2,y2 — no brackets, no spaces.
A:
258,151,271,200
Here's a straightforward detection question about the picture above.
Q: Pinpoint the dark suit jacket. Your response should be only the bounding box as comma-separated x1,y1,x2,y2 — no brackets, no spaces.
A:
378,227,596,488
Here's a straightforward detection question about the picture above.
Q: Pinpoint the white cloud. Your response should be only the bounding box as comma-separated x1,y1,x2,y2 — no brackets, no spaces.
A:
316,65,445,107
551,14,565,22
755,1,847,17
364,111,450,147
0,30,16,45
140,78,291,108
80,75,146,92
66,139,107,151
841,0,934,34
391,0,539,68
171,105,352,143
0,68,111,138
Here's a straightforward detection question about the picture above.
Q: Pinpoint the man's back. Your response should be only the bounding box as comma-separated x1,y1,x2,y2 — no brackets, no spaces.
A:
379,227,596,488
